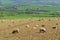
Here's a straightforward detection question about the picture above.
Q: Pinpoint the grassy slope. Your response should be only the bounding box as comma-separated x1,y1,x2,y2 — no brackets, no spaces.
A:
0,4,60,19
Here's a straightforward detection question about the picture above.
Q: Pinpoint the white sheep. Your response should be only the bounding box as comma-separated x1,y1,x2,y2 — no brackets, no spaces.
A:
32,25,39,29
33,27,37,29
26,25,30,28
10,20,15,23
35,25,39,27
39,27,46,33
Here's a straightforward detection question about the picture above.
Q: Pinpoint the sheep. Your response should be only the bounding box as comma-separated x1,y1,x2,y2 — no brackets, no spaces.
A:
26,25,30,28
12,21,15,24
56,23,58,25
1,20,4,23
48,19,51,21
58,18,60,20
35,25,39,27
52,26,56,29
12,28,19,34
32,25,39,29
8,25,11,27
39,27,46,33
11,20,15,24
38,19,41,21
33,27,37,29
41,25,45,27
41,18,43,20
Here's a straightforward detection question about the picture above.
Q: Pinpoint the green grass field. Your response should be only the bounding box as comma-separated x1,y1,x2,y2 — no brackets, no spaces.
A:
0,4,60,19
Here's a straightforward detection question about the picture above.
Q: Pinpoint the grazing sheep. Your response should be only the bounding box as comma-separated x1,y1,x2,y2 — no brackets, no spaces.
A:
41,18,43,20
26,25,30,28
48,19,51,21
11,20,15,23
58,18,60,20
12,21,15,24
8,24,11,27
41,25,45,27
52,26,56,29
38,19,41,21
56,23,58,25
39,27,46,33
35,25,39,27
12,28,19,34
33,27,37,29
1,20,4,23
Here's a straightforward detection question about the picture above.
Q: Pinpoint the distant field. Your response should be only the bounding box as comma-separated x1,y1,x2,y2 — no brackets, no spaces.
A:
0,4,60,19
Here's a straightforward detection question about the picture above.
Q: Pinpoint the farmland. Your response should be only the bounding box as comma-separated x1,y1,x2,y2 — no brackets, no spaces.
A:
0,0,60,40
0,18,60,40
0,4,60,19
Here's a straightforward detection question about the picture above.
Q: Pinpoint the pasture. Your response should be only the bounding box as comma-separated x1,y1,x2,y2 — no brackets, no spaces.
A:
0,18,60,40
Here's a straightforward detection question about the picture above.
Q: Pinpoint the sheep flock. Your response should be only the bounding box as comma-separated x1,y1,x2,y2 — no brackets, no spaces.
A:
0,18,59,40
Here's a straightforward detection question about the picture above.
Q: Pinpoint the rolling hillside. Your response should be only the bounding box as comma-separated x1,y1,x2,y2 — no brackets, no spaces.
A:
0,0,60,19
